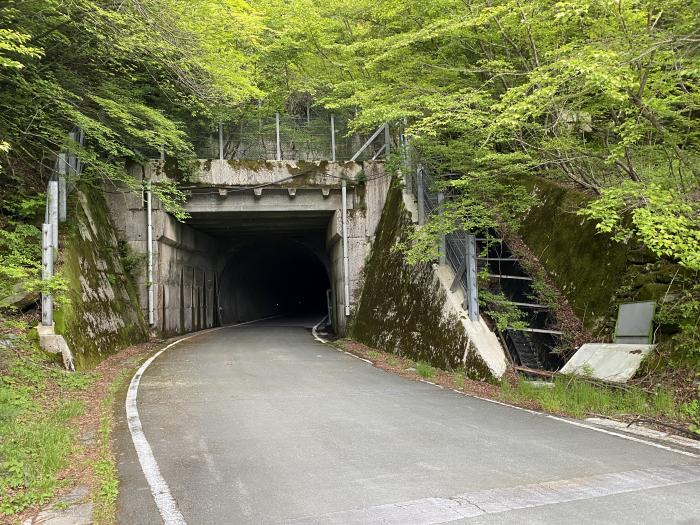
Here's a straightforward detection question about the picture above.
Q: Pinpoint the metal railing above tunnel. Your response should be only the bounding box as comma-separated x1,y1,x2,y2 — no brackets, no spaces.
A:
189,113,391,162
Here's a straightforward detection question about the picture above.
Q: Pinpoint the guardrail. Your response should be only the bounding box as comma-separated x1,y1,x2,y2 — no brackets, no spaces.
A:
41,130,83,328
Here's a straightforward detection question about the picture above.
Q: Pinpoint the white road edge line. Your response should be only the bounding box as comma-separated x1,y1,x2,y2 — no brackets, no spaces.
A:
311,316,328,343
125,317,274,525
312,316,373,363
464,392,699,458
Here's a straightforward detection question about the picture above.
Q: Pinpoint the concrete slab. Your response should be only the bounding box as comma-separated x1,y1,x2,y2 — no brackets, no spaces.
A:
560,343,655,383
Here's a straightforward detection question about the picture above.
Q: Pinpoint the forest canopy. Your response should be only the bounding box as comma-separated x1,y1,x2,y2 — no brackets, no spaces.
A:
1,0,699,287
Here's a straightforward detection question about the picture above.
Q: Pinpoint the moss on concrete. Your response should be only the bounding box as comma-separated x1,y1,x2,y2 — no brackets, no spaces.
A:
512,174,693,345
226,159,274,171
351,182,492,379
55,188,147,369
512,175,631,332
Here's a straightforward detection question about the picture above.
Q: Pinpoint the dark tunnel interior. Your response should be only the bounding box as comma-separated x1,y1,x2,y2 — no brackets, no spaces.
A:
218,238,331,324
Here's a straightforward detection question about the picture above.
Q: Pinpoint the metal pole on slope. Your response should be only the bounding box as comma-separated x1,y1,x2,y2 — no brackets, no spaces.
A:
57,153,67,222
416,166,425,226
330,114,336,162
384,122,390,157
218,123,224,161
41,223,53,326
275,112,282,161
465,233,479,322
341,180,351,318
146,180,155,327
48,179,59,249
438,192,446,265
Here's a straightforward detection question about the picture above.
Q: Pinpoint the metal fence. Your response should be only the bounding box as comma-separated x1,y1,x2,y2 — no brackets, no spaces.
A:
189,113,388,161
409,165,479,321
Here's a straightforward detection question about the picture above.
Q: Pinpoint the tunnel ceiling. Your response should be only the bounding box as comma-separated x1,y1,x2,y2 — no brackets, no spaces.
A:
185,210,333,239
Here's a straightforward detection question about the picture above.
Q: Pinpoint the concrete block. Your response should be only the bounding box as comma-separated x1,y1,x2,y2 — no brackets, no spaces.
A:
37,324,75,370
560,343,655,383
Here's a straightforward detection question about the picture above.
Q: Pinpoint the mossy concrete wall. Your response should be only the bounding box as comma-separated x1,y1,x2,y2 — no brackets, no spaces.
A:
514,174,681,336
351,183,492,379
55,189,148,369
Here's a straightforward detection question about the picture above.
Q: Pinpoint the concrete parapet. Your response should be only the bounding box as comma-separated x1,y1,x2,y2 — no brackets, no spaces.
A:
193,159,363,187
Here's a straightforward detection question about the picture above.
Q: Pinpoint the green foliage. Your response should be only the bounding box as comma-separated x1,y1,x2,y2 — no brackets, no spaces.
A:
679,396,700,436
478,288,527,331
415,361,437,379
256,0,700,282
0,223,41,300
654,277,700,360
1,0,261,216
117,240,146,277
580,183,700,271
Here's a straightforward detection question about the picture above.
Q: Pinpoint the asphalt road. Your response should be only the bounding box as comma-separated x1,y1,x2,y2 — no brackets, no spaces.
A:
115,317,700,524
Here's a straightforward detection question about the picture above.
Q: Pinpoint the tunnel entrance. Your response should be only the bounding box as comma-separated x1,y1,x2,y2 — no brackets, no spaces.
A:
219,239,330,324
184,210,334,327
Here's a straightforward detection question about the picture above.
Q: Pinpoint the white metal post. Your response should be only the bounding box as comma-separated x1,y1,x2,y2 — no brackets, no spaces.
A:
68,131,78,173
146,181,155,326
77,128,84,176
416,167,425,226
330,114,336,162
465,234,479,321
48,180,58,249
41,223,53,326
58,153,67,222
438,192,446,265
275,112,282,161
402,118,411,193
341,180,351,317
218,123,224,161
384,123,390,157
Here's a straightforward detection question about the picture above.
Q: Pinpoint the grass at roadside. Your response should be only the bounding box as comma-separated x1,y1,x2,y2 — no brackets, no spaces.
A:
2,314,159,523
0,319,95,516
500,376,677,420
415,361,436,379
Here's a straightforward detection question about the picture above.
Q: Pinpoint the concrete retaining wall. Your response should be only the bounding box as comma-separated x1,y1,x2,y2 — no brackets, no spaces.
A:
351,183,507,379
55,188,148,369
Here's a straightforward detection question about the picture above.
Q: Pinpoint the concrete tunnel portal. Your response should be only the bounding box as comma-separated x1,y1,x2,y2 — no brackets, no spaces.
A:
127,160,389,337
184,210,334,326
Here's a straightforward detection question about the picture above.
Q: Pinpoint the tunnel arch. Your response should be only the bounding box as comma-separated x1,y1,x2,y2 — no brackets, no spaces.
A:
217,238,331,324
